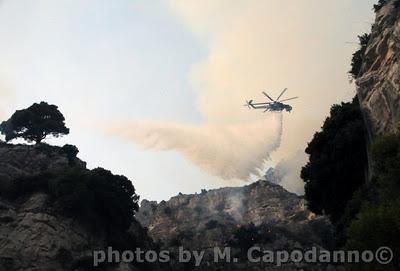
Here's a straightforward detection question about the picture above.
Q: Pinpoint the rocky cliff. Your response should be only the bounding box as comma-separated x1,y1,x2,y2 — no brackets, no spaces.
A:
0,143,85,191
357,1,400,135
0,144,338,271
136,180,335,270
0,143,158,271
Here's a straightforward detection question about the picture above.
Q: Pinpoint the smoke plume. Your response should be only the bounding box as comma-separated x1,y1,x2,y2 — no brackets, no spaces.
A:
109,0,369,185
274,150,307,194
109,113,282,180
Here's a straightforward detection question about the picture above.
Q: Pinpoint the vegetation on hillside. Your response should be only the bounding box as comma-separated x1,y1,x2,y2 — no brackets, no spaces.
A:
0,108,139,232
0,102,164,270
374,0,390,11
350,0,400,79
301,97,368,223
0,100,139,231
349,33,370,80
5,167,139,231
230,223,264,257
302,101,400,270
374,0,400,11
344,133,400,270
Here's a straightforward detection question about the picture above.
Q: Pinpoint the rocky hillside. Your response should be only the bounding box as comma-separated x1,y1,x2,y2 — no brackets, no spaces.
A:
0,143,159,271
0,143,85,191
137,180,335,270
0,142,337,270
357,1,400,135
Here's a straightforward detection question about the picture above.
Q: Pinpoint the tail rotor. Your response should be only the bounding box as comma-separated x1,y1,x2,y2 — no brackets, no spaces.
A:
244,100,253,109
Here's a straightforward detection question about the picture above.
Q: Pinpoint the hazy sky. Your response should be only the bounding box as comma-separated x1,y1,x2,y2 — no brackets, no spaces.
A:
0,0,376,201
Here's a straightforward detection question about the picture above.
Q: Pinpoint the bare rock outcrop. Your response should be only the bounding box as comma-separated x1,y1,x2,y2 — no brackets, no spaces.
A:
0,142,85,192
0,143,157,271
357,2,400,135
0,192,105,271
137,181,335,270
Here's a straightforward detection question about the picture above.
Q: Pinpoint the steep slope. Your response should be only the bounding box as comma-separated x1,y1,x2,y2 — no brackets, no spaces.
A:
0,143,158,271
137,180,335,270
357,2,400,135
0,143,85,191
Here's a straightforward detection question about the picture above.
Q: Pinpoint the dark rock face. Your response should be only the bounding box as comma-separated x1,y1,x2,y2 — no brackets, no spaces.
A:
357,3,400,135
137,181,337,270
0,143,86,192
0,192,106,270
0,143,156,271
0,143,99,271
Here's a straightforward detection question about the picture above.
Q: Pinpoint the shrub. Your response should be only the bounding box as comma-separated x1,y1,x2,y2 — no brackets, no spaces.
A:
371,134,400,174
345,201,400,270
334,185,376,247
61,144,79,157
60,144,79,165
49,168,139,231
371,133,400,200
373,0,399,11
163,206,172,216
205,220,219,230
344,133,400,269
374,0,389,11
349,33,371,79
231,223,262,255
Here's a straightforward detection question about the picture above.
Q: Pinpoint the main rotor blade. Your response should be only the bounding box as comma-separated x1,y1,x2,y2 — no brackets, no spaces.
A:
276,88,287,101
262,91,275,102
279,96,298,102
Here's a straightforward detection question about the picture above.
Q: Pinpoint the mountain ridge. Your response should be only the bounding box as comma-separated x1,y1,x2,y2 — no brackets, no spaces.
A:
136,179,336,270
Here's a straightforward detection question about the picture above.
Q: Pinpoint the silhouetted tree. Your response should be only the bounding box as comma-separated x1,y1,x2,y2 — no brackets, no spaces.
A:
0,102,69,144
301,97,368,222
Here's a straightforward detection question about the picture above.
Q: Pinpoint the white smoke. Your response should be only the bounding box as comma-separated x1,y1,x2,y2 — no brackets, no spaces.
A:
109,113,283,180
274,150,307,195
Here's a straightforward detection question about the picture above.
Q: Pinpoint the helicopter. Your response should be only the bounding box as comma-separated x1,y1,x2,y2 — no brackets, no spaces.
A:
244,88,298,112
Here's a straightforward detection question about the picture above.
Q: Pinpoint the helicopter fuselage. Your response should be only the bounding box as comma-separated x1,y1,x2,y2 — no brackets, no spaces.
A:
265,102,292,112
